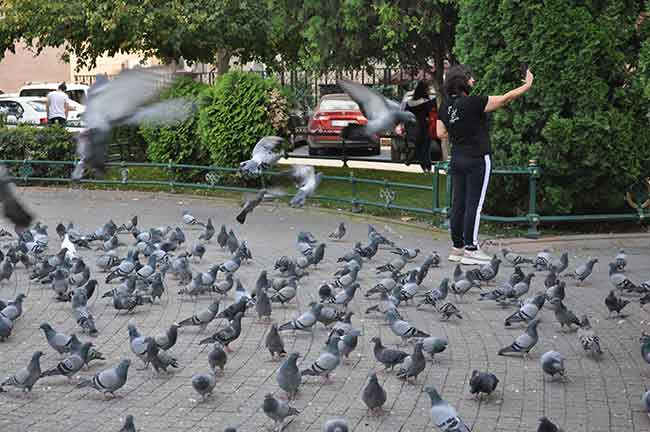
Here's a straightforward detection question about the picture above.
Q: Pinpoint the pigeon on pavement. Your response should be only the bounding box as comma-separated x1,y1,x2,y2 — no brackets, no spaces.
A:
0,351,43,394
468,370,499,400
362,372,387,416
328,222,346,241
301,335,341,384
498,318,540,358
424,385,471,432
321,418,350,432
118,415,137,432
540,350,567,381
266,324,287,360
371,337,409,372
277,352,302,400
191,371,217,401
262,393,300,432
76,359,130,399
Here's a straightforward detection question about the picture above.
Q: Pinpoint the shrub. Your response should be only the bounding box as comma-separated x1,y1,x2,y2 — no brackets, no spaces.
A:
141,76,209,167
454,0,650,215
198,71,290,168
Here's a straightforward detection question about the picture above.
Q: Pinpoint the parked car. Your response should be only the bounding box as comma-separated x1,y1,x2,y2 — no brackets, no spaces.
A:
0,96,49,125
19,82,89,105
307,93,380,156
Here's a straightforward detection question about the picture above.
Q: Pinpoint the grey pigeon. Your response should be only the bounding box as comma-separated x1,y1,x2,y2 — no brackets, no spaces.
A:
278,302,321,331
128,323,149,367
208,343,228,375
439,302,463,320
549,297,582,331
118,415,136,432
362,372,387,416
328,222,346,240
0,165,33,230
609,262,641,293
198,218,215,241
287,165,322,207
73,69,192,180
577,316,602,357
262,393,300,432
534,250,553,271
198,312,243,351
154,323,180,351
69,334,105,366
329,328,361,364
498,318,540,358
277,352,302,400
238,136,285,175
321,418,350,432
504,293,546,327
226,229,239,254
386,309,429,343
549,252,569,274
191,371,217,401
0,314,13,341
255,277,273,321
396,341,426,383
40,343,91,381
501,248,533,266
76,359,130,399
145,337,179,374
424,385,471,432
468,370,499,400
417,278,449,310
540,350,567,381
538,417,564,432
190,243,207,262
371,336,409,371
0,351,43,394
177,299,220,330
0,293,25,321
422,336,448,360
266,324,287,360
337,79,416,140
40,322,73,354
217,225,228,249
570,258,598,283
236,189,266,224
615,249,627,272
605,290,629,317
301,335,341,383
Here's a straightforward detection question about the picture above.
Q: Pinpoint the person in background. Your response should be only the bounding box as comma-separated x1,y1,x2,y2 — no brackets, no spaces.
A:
46,82,73,125
437,65,534,265
402,80,436,172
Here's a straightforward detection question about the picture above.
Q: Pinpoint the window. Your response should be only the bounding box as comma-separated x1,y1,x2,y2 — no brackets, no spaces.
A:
0,101,24,117
319,98,360,111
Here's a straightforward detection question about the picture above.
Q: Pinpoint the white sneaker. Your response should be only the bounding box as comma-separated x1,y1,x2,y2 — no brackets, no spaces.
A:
448,247,464,262
461,248,491,265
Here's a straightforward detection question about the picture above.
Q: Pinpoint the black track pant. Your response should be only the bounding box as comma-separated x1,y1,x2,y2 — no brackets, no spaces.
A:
449,153,491,249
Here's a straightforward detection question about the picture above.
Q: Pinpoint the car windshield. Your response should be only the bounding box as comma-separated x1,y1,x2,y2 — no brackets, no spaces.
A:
319,99,360,111
20,89,86,104
67,90,86,104
27,101,46,112
20,89,49,98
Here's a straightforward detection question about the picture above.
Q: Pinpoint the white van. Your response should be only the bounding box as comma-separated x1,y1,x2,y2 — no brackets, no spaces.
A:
18,82,87,123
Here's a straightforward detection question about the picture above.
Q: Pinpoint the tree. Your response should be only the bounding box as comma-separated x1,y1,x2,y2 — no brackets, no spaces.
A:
454,0,650,215
0,0,274,72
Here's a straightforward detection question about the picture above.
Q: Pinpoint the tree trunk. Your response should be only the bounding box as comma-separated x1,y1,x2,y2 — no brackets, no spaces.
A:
216,49,232,75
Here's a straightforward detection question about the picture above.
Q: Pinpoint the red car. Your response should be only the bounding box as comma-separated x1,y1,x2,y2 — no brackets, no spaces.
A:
307,93,380,156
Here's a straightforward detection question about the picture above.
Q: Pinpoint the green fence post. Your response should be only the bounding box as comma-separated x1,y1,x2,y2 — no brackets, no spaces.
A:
526,159,541,239
431,164,439,212
350,171,361,213
440,160,451,230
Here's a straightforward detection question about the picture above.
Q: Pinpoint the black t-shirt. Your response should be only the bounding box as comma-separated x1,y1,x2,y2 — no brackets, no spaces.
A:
438,95,490,157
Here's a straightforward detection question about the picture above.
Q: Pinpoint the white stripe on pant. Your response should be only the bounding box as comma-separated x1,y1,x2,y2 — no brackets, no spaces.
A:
471,155,491,246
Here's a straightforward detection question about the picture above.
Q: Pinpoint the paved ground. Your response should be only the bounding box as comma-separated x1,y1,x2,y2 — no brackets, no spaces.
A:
0,188,649,432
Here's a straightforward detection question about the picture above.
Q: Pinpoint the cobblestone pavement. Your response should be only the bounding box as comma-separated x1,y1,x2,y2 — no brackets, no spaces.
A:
0,188,649,432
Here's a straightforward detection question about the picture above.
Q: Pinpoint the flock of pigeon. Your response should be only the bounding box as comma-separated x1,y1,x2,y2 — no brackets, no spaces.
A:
0,193,648,432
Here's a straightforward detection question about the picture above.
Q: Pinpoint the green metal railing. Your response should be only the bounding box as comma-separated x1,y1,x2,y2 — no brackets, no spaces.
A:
1,159,647,239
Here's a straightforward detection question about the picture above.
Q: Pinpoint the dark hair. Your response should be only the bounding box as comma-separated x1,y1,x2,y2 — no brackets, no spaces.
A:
443,65,472,97
412,80,430,100
58,82,67,92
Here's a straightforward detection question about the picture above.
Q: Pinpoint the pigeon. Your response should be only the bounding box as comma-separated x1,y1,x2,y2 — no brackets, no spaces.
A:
609,262,641,293
570,258,598,283
0,351,43,394
544,270,558,289
439,302,463,320
236,189,266,224
396,341,426,383
40,342,91,381
191,371,217,401
182,210,205,227
301,335,341,383
198,312,244,352
371,336,409,371
118,415,137,432
362,372,387,416
549,252,569,274
154,323,180,351
328,222,346,240
198,218,215,241
538,417,564,432
605,290,630,318
468,370,500,400
277,352,302,400
368,225,395,247
376,255,407,274
266,324,287,360
144,337,179,374
76,359,130,398
422,336,448,360
262,393,300,432
540,350,567,381
449,273,478,303
72,68,192,180
548,297,582,331
498,318,540,358
278,302,321,332
0,314,13,341
321,418,350,432
329,328,361,363
640,332,650,365
391,247,420,260
614,249,627,272
386,309,429,343
128,323,149,367
0,293,25,321
0,257,14,283
643,391,650,420
208,343,228,375
467,256,501,284
546,280,566,302
270,279,298,305
217,224,228,249
0,165,33,230
216,297,249,321
71,290,98,335
69,335,105,366
238,136,285,175
255,282,273,322
424,385,471,432
177,299,220,330
417,278,449,310
287,165,322,207
504,293,546,327
501,248,533,266
337,79,416,140
534,250,553,271
577,316,602,357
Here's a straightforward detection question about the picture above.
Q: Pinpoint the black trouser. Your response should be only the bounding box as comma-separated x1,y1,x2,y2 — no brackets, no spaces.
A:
449,153,491,249
48,117,66,126
406,125,432,172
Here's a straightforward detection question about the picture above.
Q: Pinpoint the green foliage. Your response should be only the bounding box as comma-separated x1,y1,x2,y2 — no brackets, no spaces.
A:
197,72,290,167
455,0,650,215
141,77,209,170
